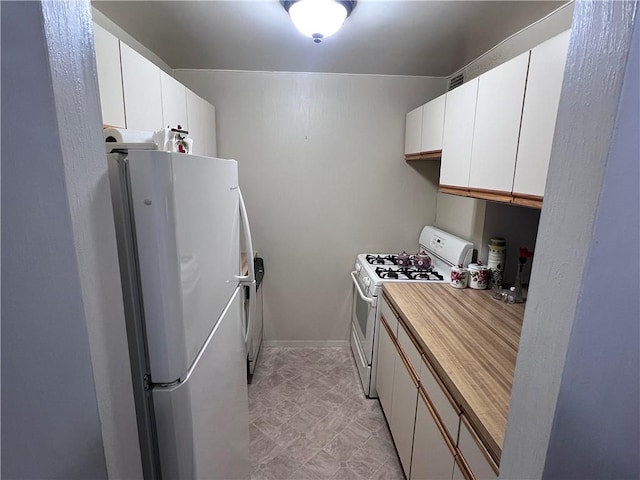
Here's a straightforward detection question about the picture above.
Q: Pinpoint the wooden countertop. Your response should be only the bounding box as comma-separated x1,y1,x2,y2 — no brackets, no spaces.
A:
382,283,524,465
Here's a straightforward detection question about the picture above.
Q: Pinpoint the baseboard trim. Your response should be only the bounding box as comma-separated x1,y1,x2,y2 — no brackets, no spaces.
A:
263,340,349,348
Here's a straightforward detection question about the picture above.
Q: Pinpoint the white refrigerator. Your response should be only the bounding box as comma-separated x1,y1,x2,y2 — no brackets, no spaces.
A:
108,148,253,479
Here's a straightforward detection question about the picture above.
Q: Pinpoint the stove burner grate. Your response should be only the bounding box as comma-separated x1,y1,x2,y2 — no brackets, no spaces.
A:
365,254,398,265
374,267,443,281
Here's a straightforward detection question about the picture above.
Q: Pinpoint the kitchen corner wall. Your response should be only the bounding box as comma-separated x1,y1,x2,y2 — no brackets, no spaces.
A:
175,70,446,342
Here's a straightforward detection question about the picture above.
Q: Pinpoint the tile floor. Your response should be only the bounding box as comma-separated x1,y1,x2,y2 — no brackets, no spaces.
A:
248,346,405,480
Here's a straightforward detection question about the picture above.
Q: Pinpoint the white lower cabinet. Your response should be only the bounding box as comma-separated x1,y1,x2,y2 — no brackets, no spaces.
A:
389,351,419,477
410,390,456,480
457,418,498,480
378,302,498,480
376,316,396,417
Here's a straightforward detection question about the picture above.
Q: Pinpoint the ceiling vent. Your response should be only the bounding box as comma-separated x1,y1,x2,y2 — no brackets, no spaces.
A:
448,73,464,91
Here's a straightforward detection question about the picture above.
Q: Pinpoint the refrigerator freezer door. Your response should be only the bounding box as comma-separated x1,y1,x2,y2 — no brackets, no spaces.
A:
152,287,249,479
128,150,240,383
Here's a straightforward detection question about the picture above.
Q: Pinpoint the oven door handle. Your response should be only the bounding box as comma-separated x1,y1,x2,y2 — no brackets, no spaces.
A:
350,271,375,305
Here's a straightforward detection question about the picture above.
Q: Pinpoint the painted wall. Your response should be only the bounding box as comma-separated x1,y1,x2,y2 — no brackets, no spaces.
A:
452,1,575,82
175,69,446,343
542,9,639,477
500,1,638,478
1,1,142,478
1,2,108,477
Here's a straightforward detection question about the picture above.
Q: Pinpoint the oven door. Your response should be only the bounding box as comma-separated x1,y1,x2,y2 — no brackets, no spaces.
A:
350,271,376,364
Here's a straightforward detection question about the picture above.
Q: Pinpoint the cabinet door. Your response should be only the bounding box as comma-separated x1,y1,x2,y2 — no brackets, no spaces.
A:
160,71,188,130
389,350,419,477
440,78,479,188
93,23,125,128
405,105,423,155
513,30,571,198
421,94,446,153
376,318,396,418
187,89,217,157
468,52,530,193
458,418,498,480
121,43,163,132
410,392,456,480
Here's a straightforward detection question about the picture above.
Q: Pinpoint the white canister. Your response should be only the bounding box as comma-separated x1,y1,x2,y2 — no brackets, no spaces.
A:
487,237,506,287
468,263,490,290
450,265,468,289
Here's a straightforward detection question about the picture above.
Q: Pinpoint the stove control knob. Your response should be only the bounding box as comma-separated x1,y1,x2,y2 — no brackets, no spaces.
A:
355,263,361,272
364,277,371,288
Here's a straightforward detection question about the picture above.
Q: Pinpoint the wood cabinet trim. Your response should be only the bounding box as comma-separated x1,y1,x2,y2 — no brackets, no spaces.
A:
405,150,442,161
511,192,543,209
460,415,500,475
380,313,395,339
418,386,457,456
440,185,545,208
398,316,426,371
395,336,420,388
466,188,513,204
421,354,462,416
382,312,419,388
454,453,475,480
439,185,470,197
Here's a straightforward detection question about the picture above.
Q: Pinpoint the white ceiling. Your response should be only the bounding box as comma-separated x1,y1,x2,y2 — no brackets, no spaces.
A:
93,0,567,77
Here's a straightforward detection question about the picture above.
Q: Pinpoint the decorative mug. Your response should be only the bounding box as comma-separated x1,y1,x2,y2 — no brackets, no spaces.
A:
468,263,490,290
450,265,468,289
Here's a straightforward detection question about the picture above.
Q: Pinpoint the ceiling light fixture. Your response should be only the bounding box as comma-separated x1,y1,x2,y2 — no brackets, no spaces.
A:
282,0,356,44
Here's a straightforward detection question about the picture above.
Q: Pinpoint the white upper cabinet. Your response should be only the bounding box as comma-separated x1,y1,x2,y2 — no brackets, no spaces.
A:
120,43,163,132
513,30,571,198
93,23,125,128
405,105,424,155
160,71,188,130
420,94,446,153
439,78,479,188
468,51,530,193
186,88,217,158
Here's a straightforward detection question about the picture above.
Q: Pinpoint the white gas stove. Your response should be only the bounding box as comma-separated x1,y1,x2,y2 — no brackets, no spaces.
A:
350,226,473,398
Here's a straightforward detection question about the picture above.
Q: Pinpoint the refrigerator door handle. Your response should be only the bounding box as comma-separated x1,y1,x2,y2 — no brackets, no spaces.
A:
237,187,255,284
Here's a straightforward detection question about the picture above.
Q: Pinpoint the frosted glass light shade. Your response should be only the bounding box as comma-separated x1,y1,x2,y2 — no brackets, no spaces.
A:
288,0,348,43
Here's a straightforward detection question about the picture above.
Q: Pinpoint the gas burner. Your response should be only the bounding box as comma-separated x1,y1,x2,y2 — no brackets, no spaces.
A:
365,254,398,265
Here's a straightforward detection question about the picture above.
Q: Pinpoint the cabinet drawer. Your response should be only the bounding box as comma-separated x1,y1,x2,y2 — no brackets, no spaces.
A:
397,320,422,379
457,416,498,480
381,297,398,337
420,356,460,445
